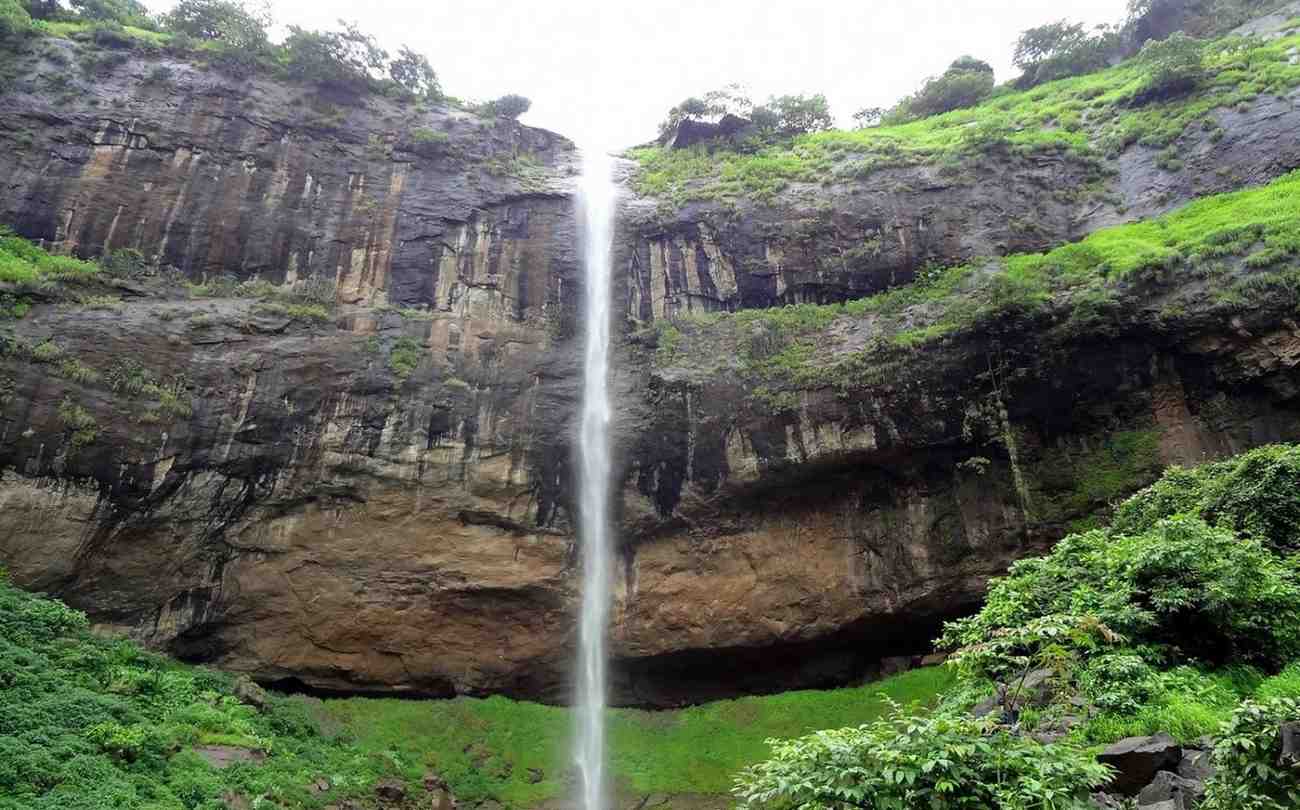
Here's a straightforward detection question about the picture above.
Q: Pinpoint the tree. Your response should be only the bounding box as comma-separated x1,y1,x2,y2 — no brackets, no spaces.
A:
657,84,752,137
1013,19,1119,88
162,0,270,52
283,20,388,92
892,56,996,121
764,93,833,134
388,45,441,99
490,93,531,119
0,0,31,38
69,0,153,26
852,106,886,128
1134,31,1204,100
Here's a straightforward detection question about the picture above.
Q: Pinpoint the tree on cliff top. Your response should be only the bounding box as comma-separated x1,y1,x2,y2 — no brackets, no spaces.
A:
388,45,441,100
162,0,271,52
887,55,996,122
0,0,32,39
283,20,388,93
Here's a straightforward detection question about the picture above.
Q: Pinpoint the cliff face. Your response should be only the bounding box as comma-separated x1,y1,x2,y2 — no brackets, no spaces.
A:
3,23,1300,706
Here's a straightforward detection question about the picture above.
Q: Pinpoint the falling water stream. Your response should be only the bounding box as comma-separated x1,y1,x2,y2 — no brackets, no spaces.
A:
574,145,617,810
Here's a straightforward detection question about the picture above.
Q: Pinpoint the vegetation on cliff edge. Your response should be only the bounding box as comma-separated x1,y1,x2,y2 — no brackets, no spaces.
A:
650,168,1300,410
629,23,1300,204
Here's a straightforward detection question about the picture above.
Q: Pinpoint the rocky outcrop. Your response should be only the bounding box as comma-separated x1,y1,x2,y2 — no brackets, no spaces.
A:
3,20,1300,707
617,86,1300,316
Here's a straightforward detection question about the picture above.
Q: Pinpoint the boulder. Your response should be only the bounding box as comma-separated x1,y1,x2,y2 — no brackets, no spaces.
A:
232,676,271,713
194,746,265,770
1098,733,1182,795
1280,721,1300,767
661,114,752,149
1177,749,1214,783
375,778,407,802
1137,770,1203,809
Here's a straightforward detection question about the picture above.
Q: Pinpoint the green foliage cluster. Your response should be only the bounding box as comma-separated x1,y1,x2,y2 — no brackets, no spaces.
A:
388,336,423,382
57,396,98,447
0,570,957,809
1013,20,1119,88
0,574,422,810
889,55,997,123
943,515,1300,675
106,360,192,420
1134,32,1206,101
735,706,1111,810
0,0,32,39
0,228,99,287
475,93,532,120
186,274,336,322
1113,443,1300,552
629,28,1300,204
1202,698,1300,809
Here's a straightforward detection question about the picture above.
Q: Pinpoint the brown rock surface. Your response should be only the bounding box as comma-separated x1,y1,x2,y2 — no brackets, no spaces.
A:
2,35,1300,706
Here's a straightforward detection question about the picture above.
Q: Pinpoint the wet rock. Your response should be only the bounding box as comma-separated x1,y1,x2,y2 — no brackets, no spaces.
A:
1177,748,1215,783
375,778,407,802
232,675,270,712
1137,770,1203,808
1280,721,1300,766
1098,734,1182,796
194,746,265,770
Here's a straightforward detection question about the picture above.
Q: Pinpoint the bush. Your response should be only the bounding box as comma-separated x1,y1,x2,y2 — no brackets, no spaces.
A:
485,93,531,120
1134,32,1204,101
751,93,834,135
942,515,1300,678
891,57,996,121
0,0,32,39
1202,698,1300,809
1112,444,1300,553
734,704,1111,810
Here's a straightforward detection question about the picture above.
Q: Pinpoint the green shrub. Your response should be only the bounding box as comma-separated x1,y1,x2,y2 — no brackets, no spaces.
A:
388,336,423,382
942,515,1300,677
282,21,387,93
57,397,98,448
1112,444,1300,552
1202,698,1300,809
1134,32,1205,102
734,704,1111,810
892,58,996,121
1013,19,1119,88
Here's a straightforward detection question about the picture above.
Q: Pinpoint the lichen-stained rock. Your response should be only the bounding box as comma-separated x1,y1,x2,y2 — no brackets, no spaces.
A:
0,38,579,308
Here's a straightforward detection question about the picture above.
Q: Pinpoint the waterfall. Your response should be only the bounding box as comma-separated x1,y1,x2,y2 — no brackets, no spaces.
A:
574,145,617,810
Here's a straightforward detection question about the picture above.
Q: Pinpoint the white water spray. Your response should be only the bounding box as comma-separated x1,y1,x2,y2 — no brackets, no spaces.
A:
574,145,617,810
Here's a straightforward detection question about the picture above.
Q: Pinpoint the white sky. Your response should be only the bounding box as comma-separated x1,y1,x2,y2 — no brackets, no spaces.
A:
143,0,1132,148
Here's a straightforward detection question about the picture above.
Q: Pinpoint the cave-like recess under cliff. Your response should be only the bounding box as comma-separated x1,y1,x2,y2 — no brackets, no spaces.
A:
3,16,1300,707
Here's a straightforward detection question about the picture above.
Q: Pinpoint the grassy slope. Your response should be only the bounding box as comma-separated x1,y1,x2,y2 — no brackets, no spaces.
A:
629,24,1300,203
328,667,954,806
651,168,1300,403
0,570,953,809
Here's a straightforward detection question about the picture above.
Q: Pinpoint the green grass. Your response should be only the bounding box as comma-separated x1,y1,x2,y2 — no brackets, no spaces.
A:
0,231,98,286
323,666,955,806
652,168,1300,410
0,572,955,809
628,29,1300,204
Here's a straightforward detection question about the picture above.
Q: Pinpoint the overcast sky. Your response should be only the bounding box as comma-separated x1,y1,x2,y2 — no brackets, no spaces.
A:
143,0,1132,148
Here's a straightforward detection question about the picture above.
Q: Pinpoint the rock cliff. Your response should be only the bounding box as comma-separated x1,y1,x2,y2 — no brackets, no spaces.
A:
3,19,1300,706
